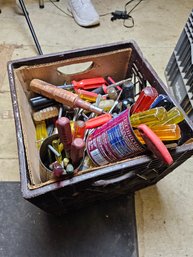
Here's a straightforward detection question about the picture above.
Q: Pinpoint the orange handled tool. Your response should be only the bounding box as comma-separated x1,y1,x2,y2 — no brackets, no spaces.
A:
85,113,112,129
30,79,104,115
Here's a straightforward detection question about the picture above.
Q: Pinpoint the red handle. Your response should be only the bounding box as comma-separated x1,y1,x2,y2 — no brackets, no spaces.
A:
85,113,112,129
72,77,107,90
131,87,158,114
138,124,173,165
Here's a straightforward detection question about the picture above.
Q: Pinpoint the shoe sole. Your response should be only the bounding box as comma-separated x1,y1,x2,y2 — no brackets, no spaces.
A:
67,3,100,27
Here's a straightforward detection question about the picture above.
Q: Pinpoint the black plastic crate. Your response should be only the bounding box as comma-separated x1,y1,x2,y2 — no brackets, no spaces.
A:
165,9,193,119
8,40,193,215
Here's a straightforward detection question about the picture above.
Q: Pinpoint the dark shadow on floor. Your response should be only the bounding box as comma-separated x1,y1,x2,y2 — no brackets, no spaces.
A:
0,182,138,257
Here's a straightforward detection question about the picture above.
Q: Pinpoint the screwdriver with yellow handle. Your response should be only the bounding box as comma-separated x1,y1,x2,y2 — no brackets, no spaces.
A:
149,107,184,127
134,124,181,144
35,121,48,149
131,107,184,128
76,89,106,103
130,107,167,128
52,139,63,164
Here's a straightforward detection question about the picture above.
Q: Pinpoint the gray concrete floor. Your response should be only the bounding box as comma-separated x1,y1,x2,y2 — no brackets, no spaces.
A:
0,0,193,256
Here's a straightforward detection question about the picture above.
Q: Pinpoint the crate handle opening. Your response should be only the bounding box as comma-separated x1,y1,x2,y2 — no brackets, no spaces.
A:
57,61,94,76
92,172,135,187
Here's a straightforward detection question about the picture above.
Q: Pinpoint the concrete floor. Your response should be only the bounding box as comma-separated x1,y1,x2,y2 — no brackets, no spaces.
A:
0,0,193,256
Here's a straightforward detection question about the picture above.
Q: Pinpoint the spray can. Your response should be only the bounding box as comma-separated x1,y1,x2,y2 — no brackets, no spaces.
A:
86,109,145,166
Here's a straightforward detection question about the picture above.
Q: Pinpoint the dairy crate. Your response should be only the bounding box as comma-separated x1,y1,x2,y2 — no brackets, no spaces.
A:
165,9,193,119
8,40,193,215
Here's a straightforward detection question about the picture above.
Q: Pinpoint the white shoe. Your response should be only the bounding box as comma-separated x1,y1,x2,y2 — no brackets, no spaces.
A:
68,0,100,27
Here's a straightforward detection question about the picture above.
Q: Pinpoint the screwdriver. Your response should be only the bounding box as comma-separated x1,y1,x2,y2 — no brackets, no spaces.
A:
149,94,173,110
56,117,72,157
106,78,132,90
35,121,48,149
85,113,112,129
150,107,184,127
30,79,104,115
70,138,85,166
30,79,107,109
107,87,118,100
74,120,86,138
98,99,115,112
120,81,135,100
130,107,167,127
91,77,127,95
52,139,63,164
109,89,122,113
30,84,75,110
131,86,158,114
107,76,122,91
92,84,108,95
61,77,107,90
134,124,181,144
52,161,65,177
70,121,75,136
32,106,58,122
76,89,106,102
120,81,135,110
30,96,55,110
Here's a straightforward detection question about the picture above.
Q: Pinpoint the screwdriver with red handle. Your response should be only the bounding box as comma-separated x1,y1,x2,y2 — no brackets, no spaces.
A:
61,77,107,90
131,86,158,114
85,113,112,129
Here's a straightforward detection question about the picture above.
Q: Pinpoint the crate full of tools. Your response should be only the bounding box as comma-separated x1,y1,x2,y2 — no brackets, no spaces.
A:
8,40,193,215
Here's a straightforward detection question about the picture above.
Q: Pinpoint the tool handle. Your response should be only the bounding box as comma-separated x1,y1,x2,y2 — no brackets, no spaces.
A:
30,79,104,114
70,138,85,166
56,117,72,152
131,86,158,114
72,77,107,90
30,79,78,108
85,113,112,129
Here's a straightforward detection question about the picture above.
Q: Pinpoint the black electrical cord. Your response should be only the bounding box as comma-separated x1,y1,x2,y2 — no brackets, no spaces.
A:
125,0,143,15
123,0,143,28
99,12,112,17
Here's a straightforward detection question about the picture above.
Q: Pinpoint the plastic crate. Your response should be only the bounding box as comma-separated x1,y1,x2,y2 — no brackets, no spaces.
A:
8,40,193,215
165,9,193,119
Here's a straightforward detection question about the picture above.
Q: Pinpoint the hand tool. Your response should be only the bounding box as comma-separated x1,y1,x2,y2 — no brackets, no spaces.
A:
60,77,107,90
30,79,104,115
56,117,72,157
150,94,173,110
138,124,173,165
150,107,184,127
135,124,181,143
85,113,112,129
52,161,65,177
74,120,86,138
131,86,158,114
35,121,48,148
33,106,58,122
70,138,85,166
130,107,167,127
76,89,106,102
